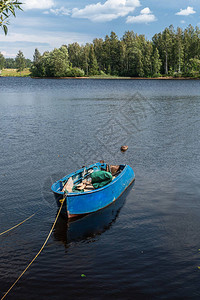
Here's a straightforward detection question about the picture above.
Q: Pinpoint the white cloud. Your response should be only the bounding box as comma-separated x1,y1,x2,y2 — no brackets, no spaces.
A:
140,7,151,15
180,20,186,24
126,14,156,23
126,7,156,23
49,7,71,16
0,30,93,59
23,0,55,10
175,6,196,16
0,32,93,48
71,0,141,22
1,51,16,58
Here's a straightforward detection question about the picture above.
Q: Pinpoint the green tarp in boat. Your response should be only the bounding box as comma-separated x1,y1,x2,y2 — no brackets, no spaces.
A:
90,171,113,189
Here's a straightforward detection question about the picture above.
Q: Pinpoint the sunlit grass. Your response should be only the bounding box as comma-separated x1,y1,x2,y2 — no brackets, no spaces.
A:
1,68,31,77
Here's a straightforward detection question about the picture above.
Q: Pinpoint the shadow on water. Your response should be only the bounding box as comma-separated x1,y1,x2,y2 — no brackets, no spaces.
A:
53,182,135,247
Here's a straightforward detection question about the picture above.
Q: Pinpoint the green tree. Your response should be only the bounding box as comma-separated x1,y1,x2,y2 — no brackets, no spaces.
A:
162,28,174,74
143,41,153,76
68,42,82,68
193,26,200,58
0,0,22,35
66,67,85,77
93,38,103,72
188,58,200,76
33,48,41,64
173,27,184,73
122,31,136,75
88,44,98,75
25,59,32,68
152,48,161,75
183,25,197,73
5,57,15,68
119,39,126,76
109,31,120,75
135,50,144,77
153,25,180,75
0,52,5,70
48,46,70,77
37,51,50,77
31,48,41,76
15,50,26,74
31,46,70,77
79,43,90,76
102,35,111,74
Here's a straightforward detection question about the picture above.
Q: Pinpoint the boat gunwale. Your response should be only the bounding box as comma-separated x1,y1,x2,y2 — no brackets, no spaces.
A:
52,164,133,197
51,162,102,194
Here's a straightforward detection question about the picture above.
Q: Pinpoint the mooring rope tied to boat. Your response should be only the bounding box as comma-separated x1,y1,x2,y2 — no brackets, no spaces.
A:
1,198,65,300
0,214,36,237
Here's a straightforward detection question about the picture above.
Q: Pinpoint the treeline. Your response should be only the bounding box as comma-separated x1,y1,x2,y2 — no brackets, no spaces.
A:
4,57,32,69
30,32,162,77
0,50,32,71
31,25,200,78
1,25,200,77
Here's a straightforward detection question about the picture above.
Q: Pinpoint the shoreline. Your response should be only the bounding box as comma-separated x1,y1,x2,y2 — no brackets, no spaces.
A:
1,75,200,80
31,76,200,80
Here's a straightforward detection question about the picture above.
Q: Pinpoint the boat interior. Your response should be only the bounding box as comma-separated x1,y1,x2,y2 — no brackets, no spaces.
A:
59,163,125,194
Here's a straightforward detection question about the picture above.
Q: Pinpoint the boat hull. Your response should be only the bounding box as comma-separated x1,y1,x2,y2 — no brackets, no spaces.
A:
54,182,134,245
52,164,135,219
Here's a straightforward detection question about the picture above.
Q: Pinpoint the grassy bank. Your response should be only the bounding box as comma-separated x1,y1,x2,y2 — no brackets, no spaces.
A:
87,75,200,80
1,69,200,79
0,68,31,77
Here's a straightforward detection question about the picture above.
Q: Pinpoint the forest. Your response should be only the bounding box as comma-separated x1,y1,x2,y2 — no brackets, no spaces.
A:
1,25,200,78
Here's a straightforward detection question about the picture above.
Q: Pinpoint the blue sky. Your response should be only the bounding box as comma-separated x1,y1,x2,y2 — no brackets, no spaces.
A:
0,0,200,59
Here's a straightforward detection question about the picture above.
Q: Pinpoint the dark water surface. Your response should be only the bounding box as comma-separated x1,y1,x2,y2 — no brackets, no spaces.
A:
0,77,200,299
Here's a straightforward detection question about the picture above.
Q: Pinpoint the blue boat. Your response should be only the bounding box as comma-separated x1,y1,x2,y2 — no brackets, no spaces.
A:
51,162,135,219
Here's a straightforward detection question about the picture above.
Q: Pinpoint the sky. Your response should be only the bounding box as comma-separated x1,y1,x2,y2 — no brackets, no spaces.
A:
0,0,200,59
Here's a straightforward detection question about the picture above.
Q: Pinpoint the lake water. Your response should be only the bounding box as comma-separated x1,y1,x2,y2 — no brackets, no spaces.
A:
0,77,200,299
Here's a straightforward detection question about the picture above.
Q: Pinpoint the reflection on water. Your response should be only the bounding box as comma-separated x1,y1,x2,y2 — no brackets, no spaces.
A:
54,184,134,246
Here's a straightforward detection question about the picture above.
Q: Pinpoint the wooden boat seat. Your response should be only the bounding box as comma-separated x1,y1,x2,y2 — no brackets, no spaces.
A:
84,184,95,192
